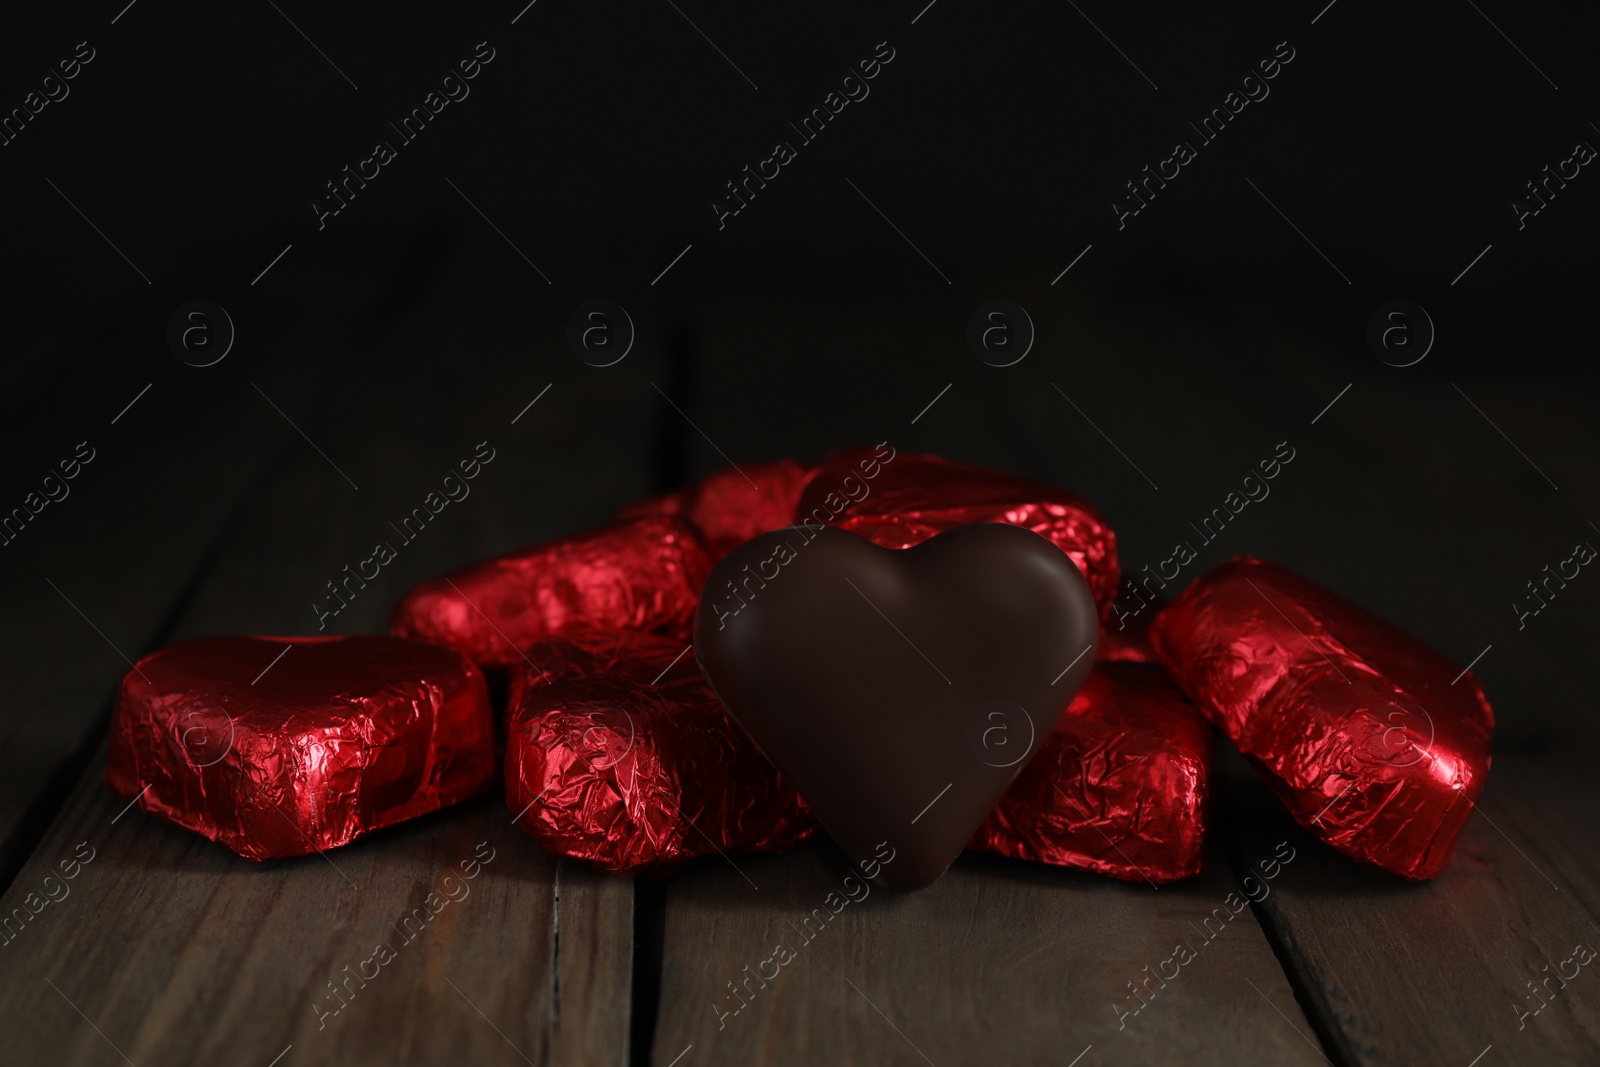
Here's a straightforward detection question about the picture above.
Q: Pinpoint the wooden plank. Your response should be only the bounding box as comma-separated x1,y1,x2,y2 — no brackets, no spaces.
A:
1227,752,1600,1066
656,241,1329,1064
0,221,663,1066
652,845,1326,1066
0,212,434,886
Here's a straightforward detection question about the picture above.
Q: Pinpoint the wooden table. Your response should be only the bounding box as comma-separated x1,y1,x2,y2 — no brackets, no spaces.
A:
1,214,1594,1066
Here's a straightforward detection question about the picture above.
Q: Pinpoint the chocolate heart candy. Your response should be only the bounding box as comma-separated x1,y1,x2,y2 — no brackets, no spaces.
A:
694,522,1099,890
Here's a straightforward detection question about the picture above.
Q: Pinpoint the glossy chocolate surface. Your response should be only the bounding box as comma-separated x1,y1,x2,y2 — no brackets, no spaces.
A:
695,523,1098,890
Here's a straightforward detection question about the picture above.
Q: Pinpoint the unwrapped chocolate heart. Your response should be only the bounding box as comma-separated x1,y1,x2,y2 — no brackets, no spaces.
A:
694,522,1099,890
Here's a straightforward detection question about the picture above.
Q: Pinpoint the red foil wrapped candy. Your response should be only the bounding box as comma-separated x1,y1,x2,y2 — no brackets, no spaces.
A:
616,458,814,560
104,635,495,861
793,446,1121,619
1149,556,1494,880
390,515,713,672
969,661,1211,882
506,630,817,874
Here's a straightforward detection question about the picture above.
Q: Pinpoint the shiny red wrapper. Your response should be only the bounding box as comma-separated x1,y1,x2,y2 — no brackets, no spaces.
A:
792,446,1121,619
104,635,495,861
969,661,1210,882
390,515,713,672
616,458,814,559
1149,557,1494,880
505,630,818,874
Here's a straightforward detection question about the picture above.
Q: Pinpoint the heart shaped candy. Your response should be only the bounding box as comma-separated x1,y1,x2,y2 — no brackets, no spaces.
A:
694,522,1099,890
105,634,495,860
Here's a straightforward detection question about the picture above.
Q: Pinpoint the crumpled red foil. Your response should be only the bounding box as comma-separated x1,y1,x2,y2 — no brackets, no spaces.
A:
1149,556,1494,880
616,458,814,559
104,635,495,861
505,629,818,874
390,515,713,672
969,661,1210,882
792,447,1121,619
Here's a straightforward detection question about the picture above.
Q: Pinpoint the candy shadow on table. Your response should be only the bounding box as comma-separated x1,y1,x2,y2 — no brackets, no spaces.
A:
662,833,1215,907
1218,749,1440,902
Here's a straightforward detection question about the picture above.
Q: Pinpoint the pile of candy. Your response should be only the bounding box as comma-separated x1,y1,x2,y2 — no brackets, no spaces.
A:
105,446,1493,884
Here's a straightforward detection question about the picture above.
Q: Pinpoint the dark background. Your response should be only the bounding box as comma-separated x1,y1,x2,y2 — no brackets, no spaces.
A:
4,0,1597,373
